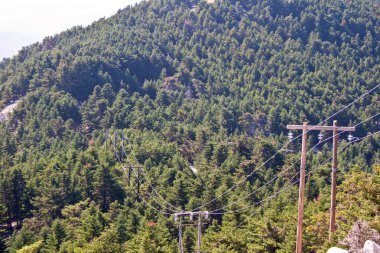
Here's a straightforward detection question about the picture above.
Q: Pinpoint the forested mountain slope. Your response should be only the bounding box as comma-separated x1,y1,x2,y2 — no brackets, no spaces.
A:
0,0,379,252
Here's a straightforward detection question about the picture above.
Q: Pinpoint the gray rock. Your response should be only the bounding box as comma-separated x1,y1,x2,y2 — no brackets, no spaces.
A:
327,247,348,253
364,240,380,253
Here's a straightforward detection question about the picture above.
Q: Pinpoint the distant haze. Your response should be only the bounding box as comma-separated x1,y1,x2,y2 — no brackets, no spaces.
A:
0,32,41,59
0,0,142,59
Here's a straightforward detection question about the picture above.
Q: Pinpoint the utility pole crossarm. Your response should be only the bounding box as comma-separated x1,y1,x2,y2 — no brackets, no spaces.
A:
287,120,356,250
174,211,210,253
174,211,208,217
287,125,355,131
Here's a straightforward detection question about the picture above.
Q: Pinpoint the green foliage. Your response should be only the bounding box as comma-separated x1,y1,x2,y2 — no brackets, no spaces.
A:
7,228,38,253
124,218,176,253
16,241,43,253
81,205,107,241
0,234,7,253
42,220,67,252
0,0,379,252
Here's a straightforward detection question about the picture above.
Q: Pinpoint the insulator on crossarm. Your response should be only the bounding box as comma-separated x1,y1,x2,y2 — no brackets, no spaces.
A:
348,134,354,142
288,131,294,141
318,132,324,142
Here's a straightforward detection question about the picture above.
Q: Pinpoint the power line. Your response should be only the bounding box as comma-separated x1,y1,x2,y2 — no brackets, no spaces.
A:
208,112,380,214
191,84,380,211
288,121,355,253
119,132,179,212
106,87,380,225
211,130,379,248
174,211,211,253
211,130,379,215
129,164,178,212
109,133,174,215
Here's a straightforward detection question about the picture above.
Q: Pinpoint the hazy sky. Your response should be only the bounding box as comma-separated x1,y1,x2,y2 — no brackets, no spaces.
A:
0,0,142,59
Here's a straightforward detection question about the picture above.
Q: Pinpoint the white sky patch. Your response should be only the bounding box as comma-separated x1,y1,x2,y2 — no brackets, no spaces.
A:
0,0,142,58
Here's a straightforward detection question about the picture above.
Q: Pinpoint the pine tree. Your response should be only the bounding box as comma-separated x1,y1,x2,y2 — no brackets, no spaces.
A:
81,205,107,241
115,213,129,243
43,220,67,252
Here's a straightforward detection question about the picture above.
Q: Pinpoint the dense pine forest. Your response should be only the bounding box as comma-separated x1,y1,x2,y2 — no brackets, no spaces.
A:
0,0,379,252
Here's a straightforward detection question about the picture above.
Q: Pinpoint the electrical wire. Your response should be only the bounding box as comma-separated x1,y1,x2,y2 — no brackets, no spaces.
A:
109,134,174,215
211,130,379,247
209,112,380,213
191,83,380,211
119,132,179,212
108,84,379,215
211,130,379,215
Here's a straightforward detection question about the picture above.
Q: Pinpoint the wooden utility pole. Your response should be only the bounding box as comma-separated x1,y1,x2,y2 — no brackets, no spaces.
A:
174,211,210,253
329,120,338,241
120,132,124,163
114,132,118,158
197,214,202,253
123,166,144,200
137,166,140,201
179,215,184,253
287,121,355,252
128,166,132,186
294,122,308,253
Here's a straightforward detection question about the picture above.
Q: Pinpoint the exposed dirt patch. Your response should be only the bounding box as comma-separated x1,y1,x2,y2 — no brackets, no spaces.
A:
0,100,20,121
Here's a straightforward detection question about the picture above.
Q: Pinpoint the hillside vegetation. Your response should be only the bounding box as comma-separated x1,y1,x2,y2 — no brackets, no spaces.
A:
0,0,379,252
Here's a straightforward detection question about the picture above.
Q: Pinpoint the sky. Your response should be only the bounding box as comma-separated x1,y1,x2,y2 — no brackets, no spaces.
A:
0,0,142,59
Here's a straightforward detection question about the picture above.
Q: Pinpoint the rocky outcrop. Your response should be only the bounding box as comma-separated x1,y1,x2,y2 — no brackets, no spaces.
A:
0,100,20,122
327,247,348,253
364,240,380,253
327,239,380,253
340,221,380,253
327,220,380,253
